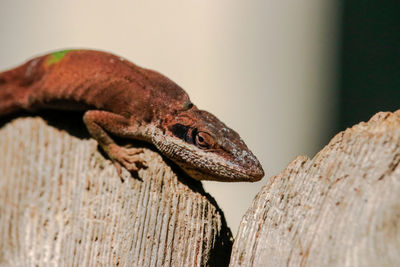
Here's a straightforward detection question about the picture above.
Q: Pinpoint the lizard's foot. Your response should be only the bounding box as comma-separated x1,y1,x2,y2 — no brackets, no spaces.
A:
106,144,148,176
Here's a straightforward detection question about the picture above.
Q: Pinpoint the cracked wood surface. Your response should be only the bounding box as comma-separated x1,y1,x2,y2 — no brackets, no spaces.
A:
230,111,400,267
0,116,232,266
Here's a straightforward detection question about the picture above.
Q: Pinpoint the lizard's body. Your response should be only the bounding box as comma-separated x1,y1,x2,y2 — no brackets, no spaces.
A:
0,50,264,182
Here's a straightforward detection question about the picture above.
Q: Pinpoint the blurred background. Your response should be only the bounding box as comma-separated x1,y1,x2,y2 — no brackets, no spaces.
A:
0,1,398,234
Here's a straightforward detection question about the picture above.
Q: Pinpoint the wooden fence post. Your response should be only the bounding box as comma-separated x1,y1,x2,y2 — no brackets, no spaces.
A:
230,111,400,266
0,117,232,266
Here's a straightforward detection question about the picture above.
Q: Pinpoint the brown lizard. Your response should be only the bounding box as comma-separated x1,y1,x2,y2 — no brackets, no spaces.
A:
0,49,264,182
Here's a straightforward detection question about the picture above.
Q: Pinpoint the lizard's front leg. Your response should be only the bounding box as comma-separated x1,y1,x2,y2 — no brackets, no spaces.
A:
83,110,148,175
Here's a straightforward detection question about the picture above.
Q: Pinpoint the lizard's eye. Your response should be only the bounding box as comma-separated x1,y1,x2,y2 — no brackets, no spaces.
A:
195,132,214,149
169,124,214,149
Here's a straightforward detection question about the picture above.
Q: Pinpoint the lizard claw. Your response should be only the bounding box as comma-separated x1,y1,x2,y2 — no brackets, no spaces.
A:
106,144,148,176
113,161,123,177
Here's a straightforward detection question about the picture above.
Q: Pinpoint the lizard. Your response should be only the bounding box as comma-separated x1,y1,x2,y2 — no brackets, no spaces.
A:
0,49,264,182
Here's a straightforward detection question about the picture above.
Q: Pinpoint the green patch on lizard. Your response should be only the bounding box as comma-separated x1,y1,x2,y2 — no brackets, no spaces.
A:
46,50,72,66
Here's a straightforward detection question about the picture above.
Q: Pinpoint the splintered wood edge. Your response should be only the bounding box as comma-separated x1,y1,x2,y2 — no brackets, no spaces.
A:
230,111,400,267
0,117,232,267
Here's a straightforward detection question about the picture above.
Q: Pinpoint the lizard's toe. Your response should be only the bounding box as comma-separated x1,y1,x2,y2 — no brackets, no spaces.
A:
113,161,123,177
122,154,140,164
123,147,144,155
106,144,148,176
120,152,148,172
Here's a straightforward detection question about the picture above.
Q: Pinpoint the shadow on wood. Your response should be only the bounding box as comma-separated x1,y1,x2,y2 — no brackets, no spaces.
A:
0,117,232,266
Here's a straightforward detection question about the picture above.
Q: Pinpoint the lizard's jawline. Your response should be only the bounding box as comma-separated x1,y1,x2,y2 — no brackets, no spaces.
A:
166,145,260,182
181,165,257,182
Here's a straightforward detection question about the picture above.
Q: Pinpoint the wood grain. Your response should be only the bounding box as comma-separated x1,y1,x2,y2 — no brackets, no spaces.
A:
0,116,232,266
230,111,400,267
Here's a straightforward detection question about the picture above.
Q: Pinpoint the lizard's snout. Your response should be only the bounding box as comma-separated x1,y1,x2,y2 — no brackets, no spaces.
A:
248,163,265,181
239,154,264,181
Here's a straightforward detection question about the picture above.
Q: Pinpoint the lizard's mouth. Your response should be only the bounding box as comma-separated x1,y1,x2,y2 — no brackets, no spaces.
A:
180,162,264,182
155,137,264,182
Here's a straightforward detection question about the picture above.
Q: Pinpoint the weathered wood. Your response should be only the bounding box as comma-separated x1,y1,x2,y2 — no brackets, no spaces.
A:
0,116,232,266
230,111,400,267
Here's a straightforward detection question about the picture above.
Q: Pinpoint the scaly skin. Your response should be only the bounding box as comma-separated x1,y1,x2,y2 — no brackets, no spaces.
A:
0,49,264,182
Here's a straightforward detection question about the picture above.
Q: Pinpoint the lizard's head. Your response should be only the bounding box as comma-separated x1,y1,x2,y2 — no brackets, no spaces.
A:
152,106,264,182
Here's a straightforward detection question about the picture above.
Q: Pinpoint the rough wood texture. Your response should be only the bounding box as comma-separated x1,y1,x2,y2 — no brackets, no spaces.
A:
0,116,232,266
230,111,400,267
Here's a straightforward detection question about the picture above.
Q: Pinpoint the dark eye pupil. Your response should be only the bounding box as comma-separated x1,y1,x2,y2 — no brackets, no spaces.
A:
198,136,204,143
196,133,210,149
